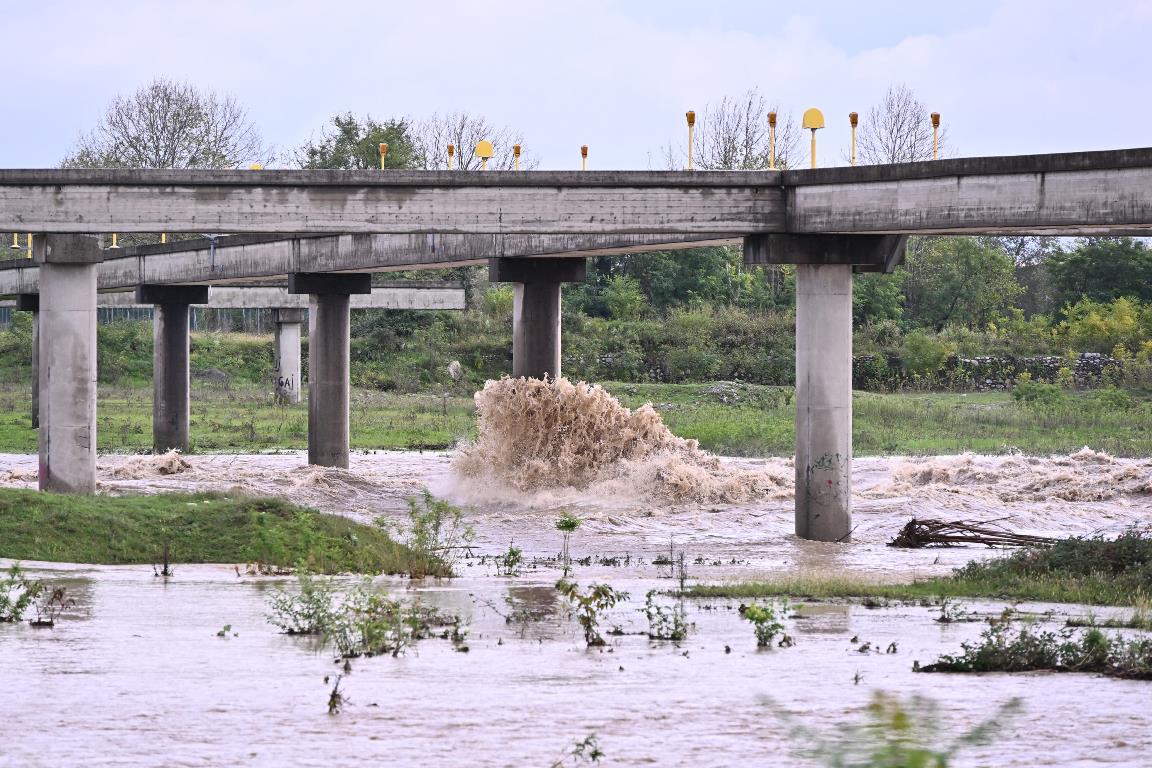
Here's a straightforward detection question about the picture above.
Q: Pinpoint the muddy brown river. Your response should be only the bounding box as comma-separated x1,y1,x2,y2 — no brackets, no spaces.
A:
2,449,1151,766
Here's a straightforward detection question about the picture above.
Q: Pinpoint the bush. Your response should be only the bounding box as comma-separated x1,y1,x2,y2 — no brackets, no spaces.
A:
901,331,950,378
1011,379,1064,408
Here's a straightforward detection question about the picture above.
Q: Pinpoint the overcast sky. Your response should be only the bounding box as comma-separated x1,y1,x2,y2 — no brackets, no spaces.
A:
2,0,1149,170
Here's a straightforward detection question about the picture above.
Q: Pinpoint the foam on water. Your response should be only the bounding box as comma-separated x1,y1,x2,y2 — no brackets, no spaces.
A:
452,377,792,505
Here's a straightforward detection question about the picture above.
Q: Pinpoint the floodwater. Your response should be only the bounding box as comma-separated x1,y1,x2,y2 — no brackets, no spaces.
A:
2,448,1151,766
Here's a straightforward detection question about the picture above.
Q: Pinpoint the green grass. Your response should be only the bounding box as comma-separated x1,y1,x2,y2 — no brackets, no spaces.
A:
0,487,432,575
687,532,1152,607
0,379,1149,457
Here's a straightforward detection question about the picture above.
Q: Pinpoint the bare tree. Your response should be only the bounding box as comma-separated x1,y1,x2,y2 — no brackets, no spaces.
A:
857,84,946,165
62,78,271,169
413,112,537,171
661,88,800,170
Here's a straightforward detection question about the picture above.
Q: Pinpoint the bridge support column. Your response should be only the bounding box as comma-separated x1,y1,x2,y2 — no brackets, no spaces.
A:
274,308,305,404
138,285,209,453
289,273,371,468
745,234,907,542
15,295,40,428
489,258,587,379
35,235,103,494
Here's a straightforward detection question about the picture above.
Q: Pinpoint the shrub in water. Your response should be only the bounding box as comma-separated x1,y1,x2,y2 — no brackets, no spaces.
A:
740,600,793,648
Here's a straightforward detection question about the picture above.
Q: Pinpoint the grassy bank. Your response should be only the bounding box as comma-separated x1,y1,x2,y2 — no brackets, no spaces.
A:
687,532,1152,607
1,380,1149,456
0,488,429,574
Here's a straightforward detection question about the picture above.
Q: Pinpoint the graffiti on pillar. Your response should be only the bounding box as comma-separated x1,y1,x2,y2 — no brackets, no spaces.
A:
804,452,848,504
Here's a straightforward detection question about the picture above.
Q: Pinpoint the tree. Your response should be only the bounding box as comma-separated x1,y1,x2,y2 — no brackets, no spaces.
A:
853,272,904,325
661,88,801,170
901,237,1022,331
296,113,420,170
413,112,536,171
857,84,945,165
63,78,270,169
1048,237,1152,307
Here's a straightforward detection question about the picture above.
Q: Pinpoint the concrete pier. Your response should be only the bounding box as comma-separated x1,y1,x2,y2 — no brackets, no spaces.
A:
35,235,102,494
138,285,208,453
490,258,587,380
288,273,371,468
15,294,39,428
744,234,907,542
794,264,854,541
274,308,304,404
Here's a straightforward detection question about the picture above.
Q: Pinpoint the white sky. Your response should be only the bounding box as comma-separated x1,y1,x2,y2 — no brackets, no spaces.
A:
1,0,1149,169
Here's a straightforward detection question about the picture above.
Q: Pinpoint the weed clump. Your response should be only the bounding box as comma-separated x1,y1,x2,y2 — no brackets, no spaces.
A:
740,600,794,648
642,590,689,641
403,490,473,579
556,579,629,647
0,564,37,623
780,691,1022,768
918,621,1152,679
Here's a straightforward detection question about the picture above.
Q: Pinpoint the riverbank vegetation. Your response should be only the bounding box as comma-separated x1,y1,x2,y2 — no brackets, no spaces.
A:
687,531,1152,607
0,488,435,574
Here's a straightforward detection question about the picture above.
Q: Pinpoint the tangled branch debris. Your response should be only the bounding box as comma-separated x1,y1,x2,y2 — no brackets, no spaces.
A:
889,518,1058,549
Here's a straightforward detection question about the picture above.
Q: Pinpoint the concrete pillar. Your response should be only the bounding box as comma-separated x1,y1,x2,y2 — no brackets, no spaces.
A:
288,273,371,468
743,233,907,543
137,285,209,453
15,295,40,428
35,235,103,494
794,264,854,542
273,308,305,404
512,283,561,379
489,257,587,380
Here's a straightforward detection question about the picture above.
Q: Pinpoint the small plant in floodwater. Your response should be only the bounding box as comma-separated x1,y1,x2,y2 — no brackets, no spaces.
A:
935,597,967,624
778,691,1022,768
216,624,236,638
0,564,37,623
550,733,604,767
327,675,345,715
329,585,416,658
555,513,582,576
641,590,689,642
556,579,629,647
267,568,339,635
405,490,474,579
740,601,793,648
29,585,74,628
495,540,523,577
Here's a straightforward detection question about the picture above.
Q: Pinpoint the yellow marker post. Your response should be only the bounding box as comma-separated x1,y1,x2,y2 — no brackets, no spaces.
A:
9,232,19,250
931,113,941,160
378,143,389,170
802,108,825,169
513,144,522,171
475,140,494,171
686,110,696,171
447,144,455,170
849,112,858,167
109,233,121,250
161,233,168,244
581,145,588,171
26,234,32,260
767,111,777,170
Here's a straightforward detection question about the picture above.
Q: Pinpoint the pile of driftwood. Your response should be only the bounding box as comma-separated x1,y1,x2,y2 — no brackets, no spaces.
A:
889,518,1058,549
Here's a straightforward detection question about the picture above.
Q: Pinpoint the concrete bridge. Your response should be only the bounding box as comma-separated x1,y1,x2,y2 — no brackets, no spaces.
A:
2,147,1150,542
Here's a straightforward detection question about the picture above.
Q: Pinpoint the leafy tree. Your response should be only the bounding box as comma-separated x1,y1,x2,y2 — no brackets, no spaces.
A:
1048,237,1152,307
296,113,420,170
853,272,904,325
63,77,269,169
901,237,1022,331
